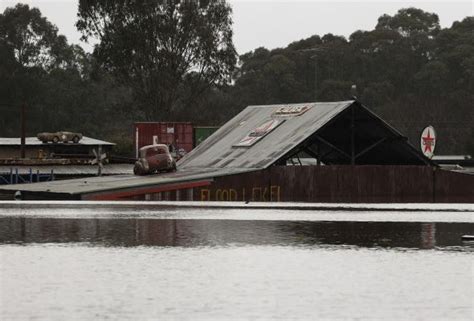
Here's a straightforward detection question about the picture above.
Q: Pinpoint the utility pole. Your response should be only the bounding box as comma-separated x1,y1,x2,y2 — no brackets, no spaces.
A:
298,47,325,102
20,103,26,159
311,54,318,101
351,103,355,165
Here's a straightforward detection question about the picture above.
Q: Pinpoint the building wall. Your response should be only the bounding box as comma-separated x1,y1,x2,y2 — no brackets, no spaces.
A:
195,166,437,203
134,122,194,158
0,146,43,159
86,166,474,203
435,170,474,203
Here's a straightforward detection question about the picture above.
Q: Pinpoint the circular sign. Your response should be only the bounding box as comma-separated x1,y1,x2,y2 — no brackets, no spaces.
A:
420,126,436,159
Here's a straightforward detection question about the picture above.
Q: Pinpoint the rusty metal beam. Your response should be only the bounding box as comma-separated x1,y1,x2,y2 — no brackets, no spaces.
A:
305,143,335,164
314,135,351,160
296,154,302,166
355,137,387,160
303,146,319,159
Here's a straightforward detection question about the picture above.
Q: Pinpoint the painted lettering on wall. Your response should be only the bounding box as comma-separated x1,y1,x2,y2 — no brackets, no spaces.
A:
200,185,281,202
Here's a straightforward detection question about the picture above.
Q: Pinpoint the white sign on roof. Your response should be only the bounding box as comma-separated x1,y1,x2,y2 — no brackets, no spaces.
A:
273,105,311,117
234,119,283,147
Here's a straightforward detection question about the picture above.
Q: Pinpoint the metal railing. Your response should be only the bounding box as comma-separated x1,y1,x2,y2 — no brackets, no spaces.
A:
0,168,55,185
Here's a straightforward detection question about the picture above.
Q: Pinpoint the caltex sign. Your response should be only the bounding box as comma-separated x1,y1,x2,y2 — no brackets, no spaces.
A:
420,126,436,159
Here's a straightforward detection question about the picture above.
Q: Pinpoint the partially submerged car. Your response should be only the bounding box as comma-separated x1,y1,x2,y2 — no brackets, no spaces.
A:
134,144,177,176
37,131,83,144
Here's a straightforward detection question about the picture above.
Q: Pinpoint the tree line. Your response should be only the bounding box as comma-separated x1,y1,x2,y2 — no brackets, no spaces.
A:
0,2,472,156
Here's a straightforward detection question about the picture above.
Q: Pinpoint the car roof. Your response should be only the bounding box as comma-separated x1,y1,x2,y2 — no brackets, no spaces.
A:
139,144,169,151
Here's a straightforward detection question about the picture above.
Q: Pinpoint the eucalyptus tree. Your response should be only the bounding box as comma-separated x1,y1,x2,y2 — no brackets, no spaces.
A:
0,3,79,70
0,3,75,134
76,0,237,120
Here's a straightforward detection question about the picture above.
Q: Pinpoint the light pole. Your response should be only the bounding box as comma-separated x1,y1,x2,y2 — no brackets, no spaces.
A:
310,54,318,101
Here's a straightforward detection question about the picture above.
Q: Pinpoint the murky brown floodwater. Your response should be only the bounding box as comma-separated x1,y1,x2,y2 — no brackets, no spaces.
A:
0,203,473,320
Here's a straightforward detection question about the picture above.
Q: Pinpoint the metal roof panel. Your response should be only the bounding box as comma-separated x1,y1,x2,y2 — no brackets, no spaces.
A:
178,101,354,169
0,167,255,195
0,136,115,146
0,164,133,175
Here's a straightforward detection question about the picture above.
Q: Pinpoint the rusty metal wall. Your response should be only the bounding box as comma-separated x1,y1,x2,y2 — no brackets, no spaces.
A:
85,165,473,203
192,166,474,203
194,170,273,202
435,169,474,203
268,166,435,203
134,122,194,157
138,188,196,202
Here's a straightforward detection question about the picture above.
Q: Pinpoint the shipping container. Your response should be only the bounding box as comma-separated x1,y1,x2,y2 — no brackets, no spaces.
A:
193,126,219,147
134,122,193,158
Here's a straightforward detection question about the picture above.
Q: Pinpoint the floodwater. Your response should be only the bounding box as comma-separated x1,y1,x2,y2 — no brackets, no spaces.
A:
0,203,473,320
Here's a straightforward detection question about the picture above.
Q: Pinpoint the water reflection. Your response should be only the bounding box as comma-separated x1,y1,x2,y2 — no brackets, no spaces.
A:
0,217,472,250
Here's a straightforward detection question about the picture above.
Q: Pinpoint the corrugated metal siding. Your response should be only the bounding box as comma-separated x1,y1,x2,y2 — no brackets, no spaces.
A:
134,122,194,156
2,165,473,202
269,166,435,203
435,169,474,203
191,166,472,203
195,170,271,202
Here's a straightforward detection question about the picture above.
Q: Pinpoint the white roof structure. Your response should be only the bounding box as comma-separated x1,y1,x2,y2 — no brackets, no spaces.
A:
0,136,115,146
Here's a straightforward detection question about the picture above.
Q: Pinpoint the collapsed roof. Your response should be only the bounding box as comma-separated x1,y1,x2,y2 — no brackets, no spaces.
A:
178,100,431,169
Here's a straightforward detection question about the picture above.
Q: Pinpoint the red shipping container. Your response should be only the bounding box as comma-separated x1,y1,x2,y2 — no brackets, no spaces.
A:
134,122,194,158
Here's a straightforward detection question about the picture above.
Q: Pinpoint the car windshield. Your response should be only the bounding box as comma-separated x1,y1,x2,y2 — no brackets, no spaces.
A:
140,146,168,158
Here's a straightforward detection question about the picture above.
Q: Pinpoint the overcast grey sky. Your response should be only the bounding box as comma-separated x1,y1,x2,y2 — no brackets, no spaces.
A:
1,0,472,54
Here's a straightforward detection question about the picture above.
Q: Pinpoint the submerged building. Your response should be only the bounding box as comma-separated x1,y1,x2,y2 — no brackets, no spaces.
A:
0,100,473,202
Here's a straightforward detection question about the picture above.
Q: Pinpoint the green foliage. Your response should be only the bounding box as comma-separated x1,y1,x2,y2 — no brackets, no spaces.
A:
0,4,79,70
104,131,134,158
0,4,133,152
215,10,473,154
76,0,237,120
376,7,440,37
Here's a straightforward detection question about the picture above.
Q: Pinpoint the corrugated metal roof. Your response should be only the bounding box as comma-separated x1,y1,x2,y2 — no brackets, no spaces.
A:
178,101,354,170
0,136,115,146
0,164,133,176
0,167,254,195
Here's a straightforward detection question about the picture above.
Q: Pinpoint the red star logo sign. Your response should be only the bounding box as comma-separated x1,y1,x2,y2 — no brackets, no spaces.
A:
422,129,435,153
